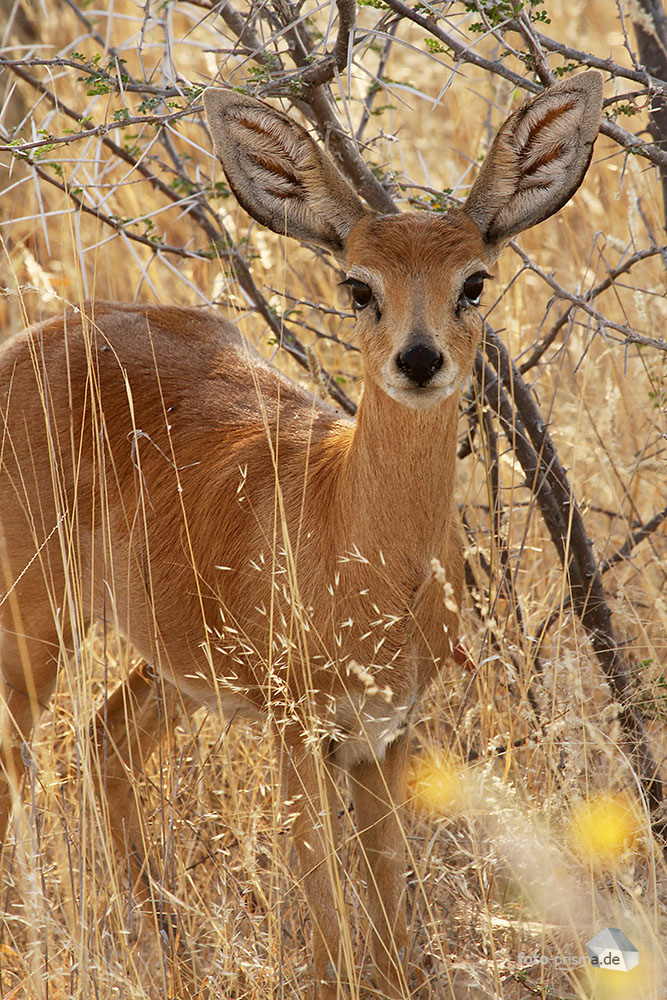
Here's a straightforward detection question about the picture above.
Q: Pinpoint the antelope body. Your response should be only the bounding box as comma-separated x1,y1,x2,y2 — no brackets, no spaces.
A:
0,73,602,997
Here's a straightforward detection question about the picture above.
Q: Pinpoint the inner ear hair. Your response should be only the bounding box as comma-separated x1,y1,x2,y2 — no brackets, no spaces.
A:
203,88,368,255
463,70,604,249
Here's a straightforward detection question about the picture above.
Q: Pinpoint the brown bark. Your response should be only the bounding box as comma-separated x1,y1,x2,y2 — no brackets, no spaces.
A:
631,0,667,228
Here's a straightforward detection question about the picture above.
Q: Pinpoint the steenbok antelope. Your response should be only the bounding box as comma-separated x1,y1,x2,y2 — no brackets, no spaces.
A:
0,73,602,997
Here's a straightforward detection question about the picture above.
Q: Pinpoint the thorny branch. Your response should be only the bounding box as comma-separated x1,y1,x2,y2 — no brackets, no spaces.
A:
519,245,667,371
510,242,667,352
600,504,667,575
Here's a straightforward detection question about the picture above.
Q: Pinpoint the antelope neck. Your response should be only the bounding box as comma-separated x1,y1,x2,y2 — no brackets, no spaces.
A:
338,379,459,565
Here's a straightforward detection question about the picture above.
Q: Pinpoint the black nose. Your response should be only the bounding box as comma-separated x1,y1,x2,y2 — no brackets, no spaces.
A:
396,344,443,386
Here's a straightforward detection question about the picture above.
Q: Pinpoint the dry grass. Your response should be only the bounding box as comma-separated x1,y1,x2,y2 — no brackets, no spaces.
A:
0,1,665,998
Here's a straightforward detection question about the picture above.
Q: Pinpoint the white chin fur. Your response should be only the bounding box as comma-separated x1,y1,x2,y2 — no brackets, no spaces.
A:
383,379,458,410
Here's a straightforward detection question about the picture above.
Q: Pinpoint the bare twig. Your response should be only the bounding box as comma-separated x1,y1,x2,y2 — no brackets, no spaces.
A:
510,242,667,352
519,245,667,372
0,57,187,98
600,504,667,574
510,20,667,95
0,106,199,154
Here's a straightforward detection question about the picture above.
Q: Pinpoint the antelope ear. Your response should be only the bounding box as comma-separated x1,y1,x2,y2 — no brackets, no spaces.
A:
203,89,368,255
463,71,603,250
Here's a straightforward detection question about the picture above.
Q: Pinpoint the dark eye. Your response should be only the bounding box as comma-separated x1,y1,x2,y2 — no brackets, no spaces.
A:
459,271,491,308
342,278,373,310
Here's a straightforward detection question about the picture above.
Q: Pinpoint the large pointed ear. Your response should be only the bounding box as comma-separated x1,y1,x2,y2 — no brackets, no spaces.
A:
463,71,603,251
203,89,369,255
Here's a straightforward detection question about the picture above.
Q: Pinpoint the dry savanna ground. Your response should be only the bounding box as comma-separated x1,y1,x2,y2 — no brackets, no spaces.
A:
0,0,665,998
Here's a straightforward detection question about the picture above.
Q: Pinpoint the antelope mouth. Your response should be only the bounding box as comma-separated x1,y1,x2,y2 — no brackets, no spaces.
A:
384,371,459,409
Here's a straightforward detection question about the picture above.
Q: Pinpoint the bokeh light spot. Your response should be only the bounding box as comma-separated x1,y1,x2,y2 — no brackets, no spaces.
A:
410,752,467,814
568,793,641,866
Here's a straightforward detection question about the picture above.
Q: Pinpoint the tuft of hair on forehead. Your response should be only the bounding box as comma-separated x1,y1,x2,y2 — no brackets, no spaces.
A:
346,209,487,274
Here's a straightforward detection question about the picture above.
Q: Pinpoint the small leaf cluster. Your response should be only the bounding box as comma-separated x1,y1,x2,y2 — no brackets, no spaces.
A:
464,0,550,32
554,61,578,77
72,51,130,96
609,101,639,119
464,0,524,32
634,658,667,722
425,38,450,54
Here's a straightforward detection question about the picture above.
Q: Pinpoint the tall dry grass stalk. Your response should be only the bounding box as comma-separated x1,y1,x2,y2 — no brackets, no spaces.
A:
0,0,665,997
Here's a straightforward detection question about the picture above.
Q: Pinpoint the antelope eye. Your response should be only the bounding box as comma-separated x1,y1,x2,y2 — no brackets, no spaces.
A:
459,271,491,308
342,278,373,310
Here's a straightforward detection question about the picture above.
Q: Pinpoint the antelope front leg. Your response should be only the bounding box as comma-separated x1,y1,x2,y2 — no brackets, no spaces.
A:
287,742,350,997
90,663,198,996
349,733,410,998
